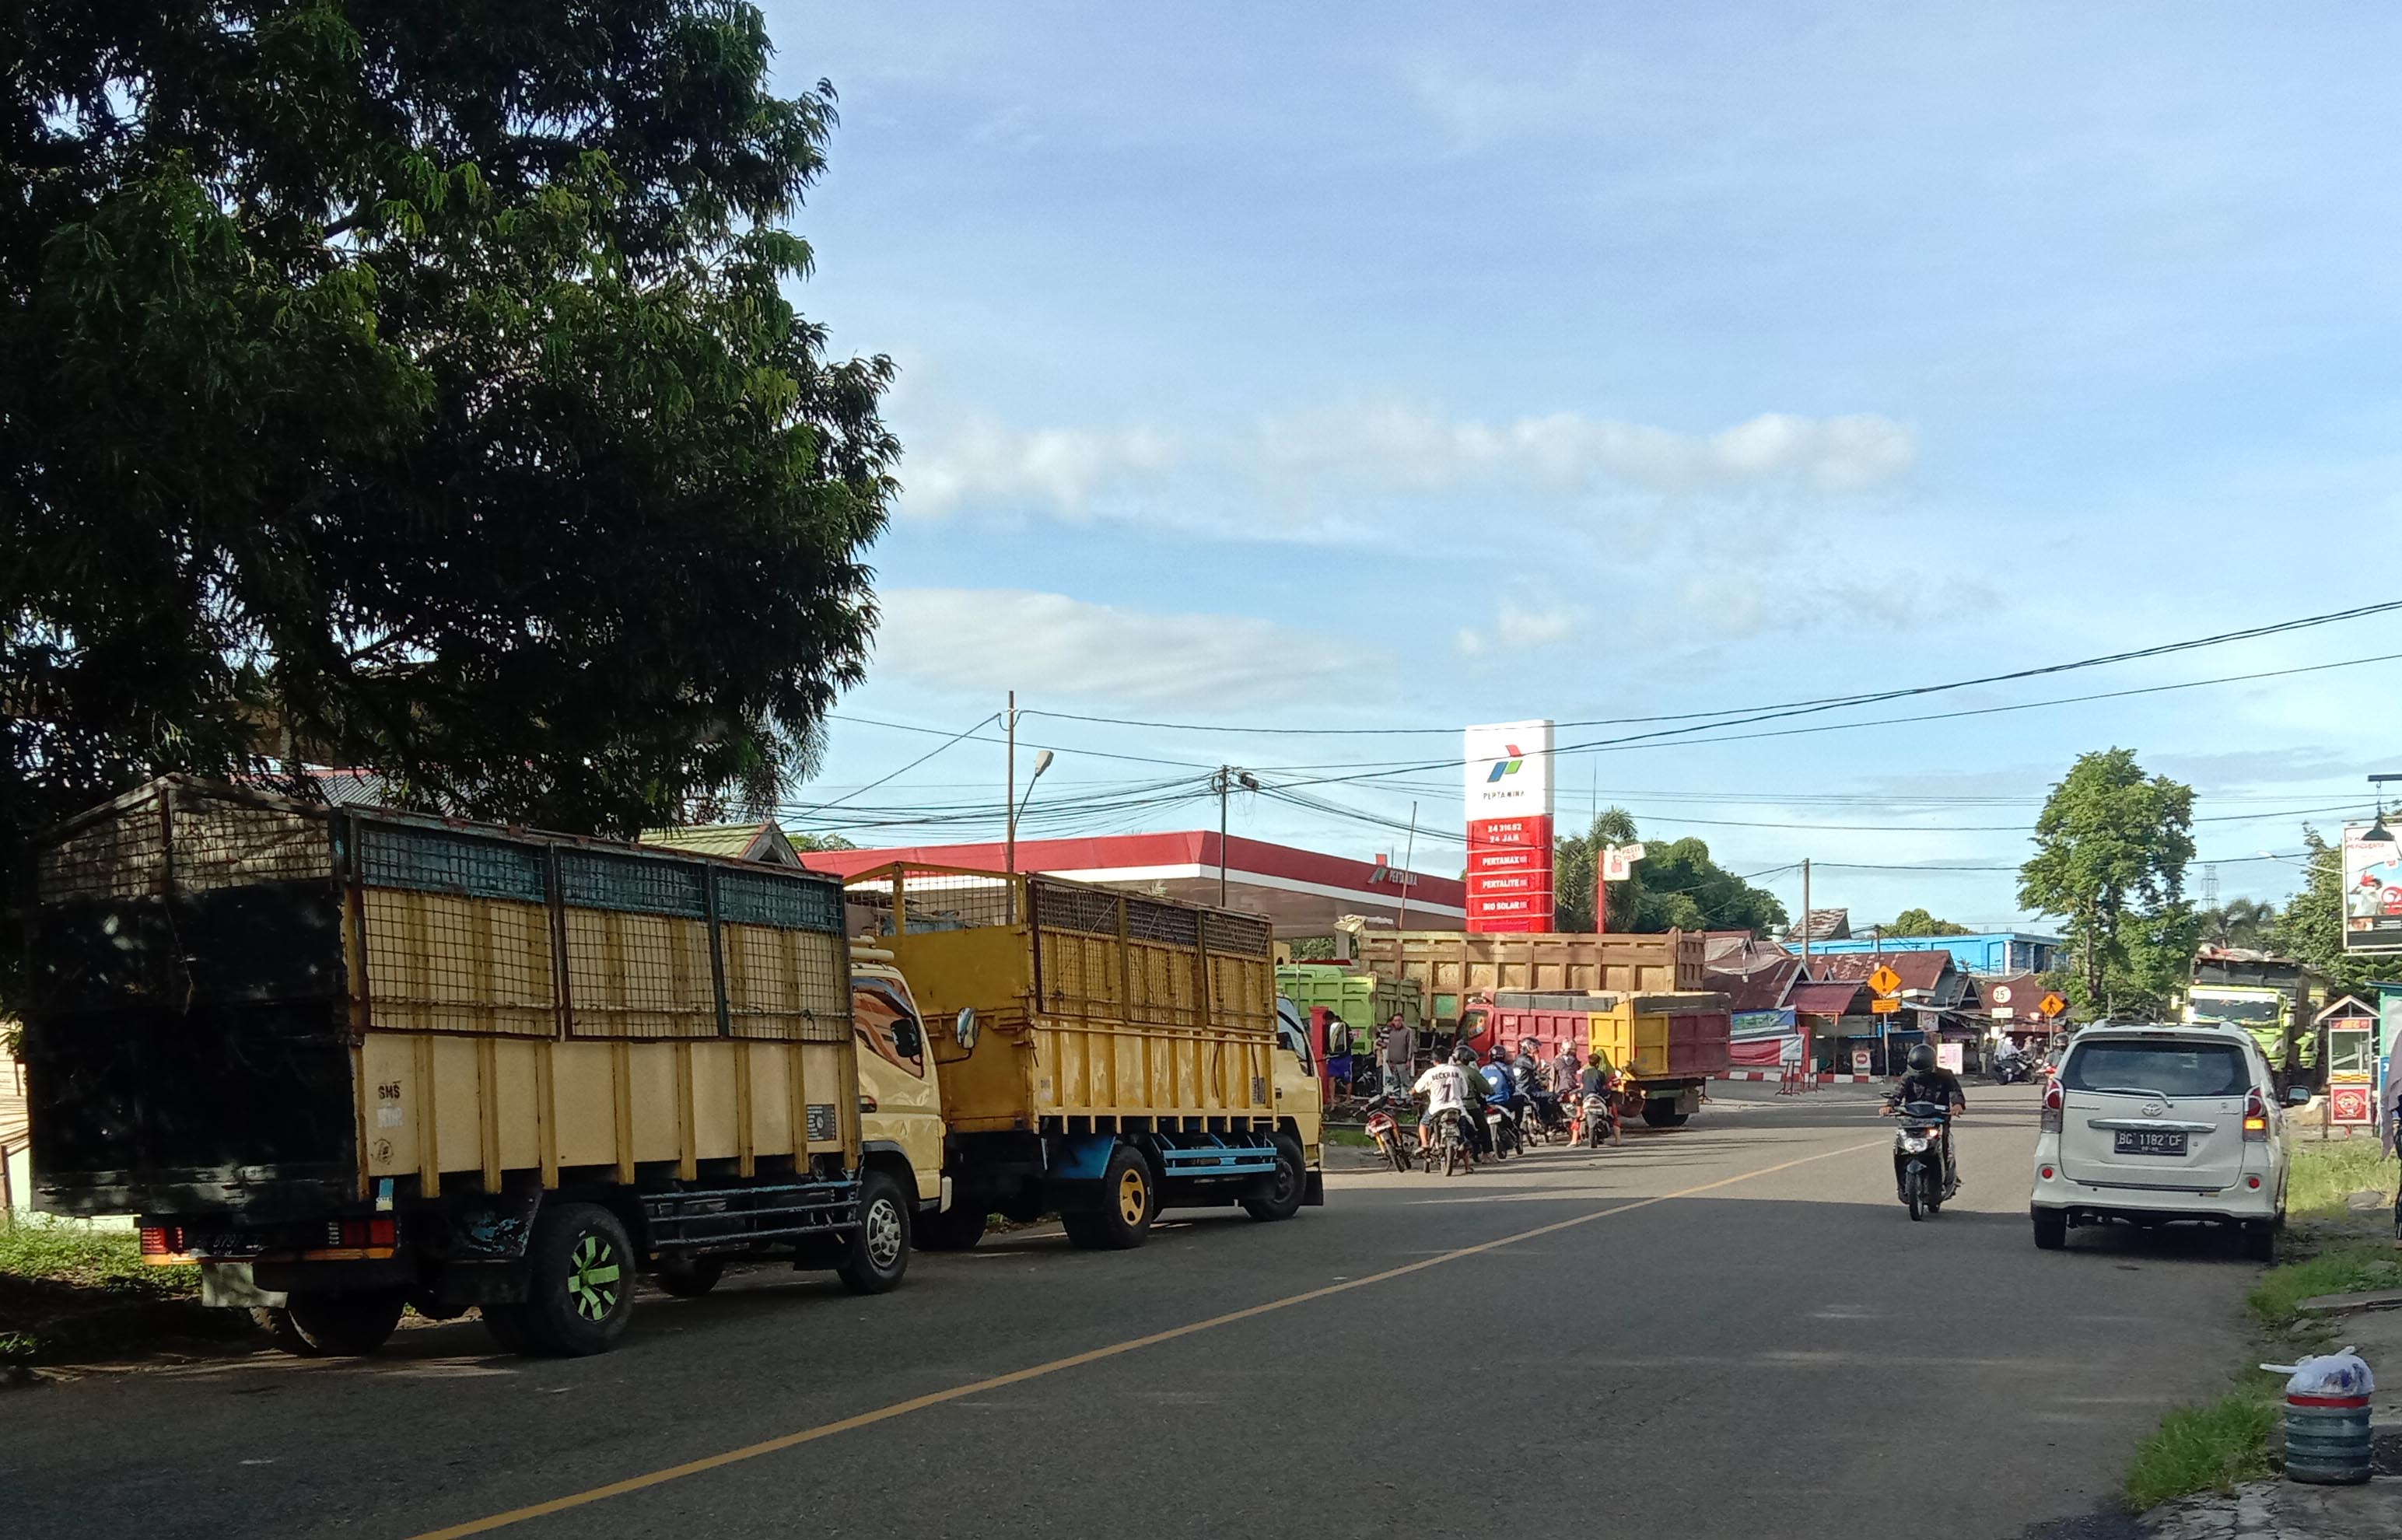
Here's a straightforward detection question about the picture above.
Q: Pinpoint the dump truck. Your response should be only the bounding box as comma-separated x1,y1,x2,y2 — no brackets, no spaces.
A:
1464,989,1731,1128
1351,929,1706,1023
1276,963,1423,1058
20,779,930,1358
843,864,1323,1250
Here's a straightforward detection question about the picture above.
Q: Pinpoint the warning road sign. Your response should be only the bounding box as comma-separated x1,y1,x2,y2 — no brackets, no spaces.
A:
2038,992,2068,1019
1868,964,1903,996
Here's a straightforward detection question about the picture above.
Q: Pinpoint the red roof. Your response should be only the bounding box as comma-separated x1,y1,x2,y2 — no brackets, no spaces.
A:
1790,980,1868,1017
795,831,1465,908
1809,951,1951,992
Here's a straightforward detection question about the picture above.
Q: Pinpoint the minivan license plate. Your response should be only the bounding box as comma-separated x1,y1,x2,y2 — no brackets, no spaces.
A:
2113,1129,2187,1157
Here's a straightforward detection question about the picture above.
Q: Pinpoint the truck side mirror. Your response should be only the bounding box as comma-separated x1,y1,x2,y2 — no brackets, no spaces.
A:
954,1006,979,1050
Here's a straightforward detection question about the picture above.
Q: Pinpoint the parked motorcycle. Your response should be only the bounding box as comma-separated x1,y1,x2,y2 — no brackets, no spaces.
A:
1889,1099,1956,1220
1364,1106,1414,1174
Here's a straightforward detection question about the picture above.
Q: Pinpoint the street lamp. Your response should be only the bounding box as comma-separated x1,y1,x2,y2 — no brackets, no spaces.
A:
2362,774,2401,844
1005,749,1053,873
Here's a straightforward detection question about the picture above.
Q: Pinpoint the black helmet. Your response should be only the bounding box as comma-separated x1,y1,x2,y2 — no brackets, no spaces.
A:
1907,1043,1937,1073
1453,1045,1478,1066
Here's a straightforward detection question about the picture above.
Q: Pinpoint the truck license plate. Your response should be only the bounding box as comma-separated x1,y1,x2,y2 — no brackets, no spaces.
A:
2113,1129,2187,1157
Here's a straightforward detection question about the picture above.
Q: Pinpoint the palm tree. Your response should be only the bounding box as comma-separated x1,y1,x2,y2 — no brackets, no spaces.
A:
2197,897,2276,951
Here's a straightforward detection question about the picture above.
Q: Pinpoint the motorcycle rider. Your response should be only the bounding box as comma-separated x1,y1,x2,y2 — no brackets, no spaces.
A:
1480,1047,1529,1150
1577,1050,1620,1143
1515,1039,1562,1131
1991,1033,2023,1080
1550,1041,1582,1097
1411,1048,1479,1166
1884,1042,1969,1187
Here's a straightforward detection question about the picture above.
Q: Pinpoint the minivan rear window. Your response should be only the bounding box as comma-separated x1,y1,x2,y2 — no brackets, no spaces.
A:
2061,1040,2250,1098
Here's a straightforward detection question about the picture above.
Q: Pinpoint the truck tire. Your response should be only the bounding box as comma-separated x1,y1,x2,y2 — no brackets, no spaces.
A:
2033,1208,2068,1251
1063,1146,1156,1250
254,1290,405,1357
837,1169,912,1293
1241,1137,1307,1222
654,1256,725,1298
917,1203,989,1252
519,1201,636,1356
1640,1102,1689,1129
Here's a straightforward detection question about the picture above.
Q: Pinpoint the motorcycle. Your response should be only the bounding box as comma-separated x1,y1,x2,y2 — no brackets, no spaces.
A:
1575,1088,1621,1149
1523,1092,1573,1144
1889,1099,1956,1220
1423,1106,1472,1176
1991,1055,2033,1087
1364,1105,1414,1174
1486,1098,1523,1160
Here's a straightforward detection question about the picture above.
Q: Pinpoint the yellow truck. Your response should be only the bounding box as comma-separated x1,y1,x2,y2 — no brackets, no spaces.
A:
844,863,1322,1250
20,780,932,1358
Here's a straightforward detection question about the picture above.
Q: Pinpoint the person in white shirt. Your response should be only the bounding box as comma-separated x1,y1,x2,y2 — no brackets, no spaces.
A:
1413,1054,1476,1159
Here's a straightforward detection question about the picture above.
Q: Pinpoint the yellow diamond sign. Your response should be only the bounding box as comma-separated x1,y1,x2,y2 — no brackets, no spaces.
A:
1868,964,1903,996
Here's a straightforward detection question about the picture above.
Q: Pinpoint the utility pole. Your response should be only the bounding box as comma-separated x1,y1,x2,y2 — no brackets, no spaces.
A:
1004,690,1017,873
1396,800,1418,930
1799,858,1812,1075
1211,767,1257,906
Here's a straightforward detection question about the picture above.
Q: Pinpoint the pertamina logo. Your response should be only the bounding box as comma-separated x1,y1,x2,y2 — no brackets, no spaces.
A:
1485,744,1526,783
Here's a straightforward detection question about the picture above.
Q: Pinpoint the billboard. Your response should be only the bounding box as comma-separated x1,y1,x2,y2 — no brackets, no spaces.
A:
2341,823,2402,954
1464,719,1555,933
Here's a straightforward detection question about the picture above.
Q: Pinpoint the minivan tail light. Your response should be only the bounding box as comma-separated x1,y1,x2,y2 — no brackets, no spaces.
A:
2243,1088,2268,1140
2040,1080,2063,1133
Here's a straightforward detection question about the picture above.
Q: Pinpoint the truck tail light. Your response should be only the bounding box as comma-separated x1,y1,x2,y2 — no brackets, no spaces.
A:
139,1225,191,1263
2243,1088,2268,1140
2040,1080,2063,1133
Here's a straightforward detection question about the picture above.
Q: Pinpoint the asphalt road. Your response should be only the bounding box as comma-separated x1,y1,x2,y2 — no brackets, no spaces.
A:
0,1083,2259,1539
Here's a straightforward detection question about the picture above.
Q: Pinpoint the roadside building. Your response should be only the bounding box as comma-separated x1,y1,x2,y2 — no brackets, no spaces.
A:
641,820,804,866
1799,931,2062,976
1707,947,1804,1069
1805,950,1983,1074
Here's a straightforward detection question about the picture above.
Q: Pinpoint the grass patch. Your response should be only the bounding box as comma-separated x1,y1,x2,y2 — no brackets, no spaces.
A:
1322,1126,1375,1149
0,1215,245,1367
2286,1137,2398,1220
2124,1372,2281,1510
2246,1244,2402,1332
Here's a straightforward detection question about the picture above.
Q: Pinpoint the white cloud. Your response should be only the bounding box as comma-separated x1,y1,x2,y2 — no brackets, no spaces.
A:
902,416,1180,518
1456,604,1584,656
895,403,1914,523
1259,404,1914,496
874,588,1380,708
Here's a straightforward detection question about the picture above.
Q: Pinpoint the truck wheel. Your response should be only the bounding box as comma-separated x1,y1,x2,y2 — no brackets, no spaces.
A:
1640,1102,1689,1129
254,1290,405,1357
2033,1208,2068,1251
1063,1146,1156,1250
520,1202,636,1356
1241,1137,1307,1222
654,1256,725,1298
917,1203,989,1252
837,1169,912,1293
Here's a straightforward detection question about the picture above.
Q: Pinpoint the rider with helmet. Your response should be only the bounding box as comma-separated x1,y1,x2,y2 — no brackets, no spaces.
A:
1885,1042,1969,1183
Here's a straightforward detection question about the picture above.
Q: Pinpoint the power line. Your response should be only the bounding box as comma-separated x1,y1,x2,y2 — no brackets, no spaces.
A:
1016,599,2402,739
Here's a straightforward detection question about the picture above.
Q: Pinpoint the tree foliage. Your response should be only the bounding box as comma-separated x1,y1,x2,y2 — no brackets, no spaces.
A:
3,3,896,1010
2265,830,2383,994
1554,809,1788,935
2197,897,2278,952
2017,749,2199,1017
1883,907,1971,938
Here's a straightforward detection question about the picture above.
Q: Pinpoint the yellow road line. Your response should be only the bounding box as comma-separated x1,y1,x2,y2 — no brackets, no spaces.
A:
410,1136,1883,1538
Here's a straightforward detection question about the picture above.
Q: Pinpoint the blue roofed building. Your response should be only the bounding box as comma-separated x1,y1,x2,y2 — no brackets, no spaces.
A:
1794,931,2061,977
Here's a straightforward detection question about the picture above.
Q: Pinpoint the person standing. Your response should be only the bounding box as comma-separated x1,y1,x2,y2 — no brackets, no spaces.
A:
1378,1012,1414,1099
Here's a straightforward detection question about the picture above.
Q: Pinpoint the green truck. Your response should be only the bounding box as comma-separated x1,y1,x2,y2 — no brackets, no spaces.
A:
1275,964,1422,1062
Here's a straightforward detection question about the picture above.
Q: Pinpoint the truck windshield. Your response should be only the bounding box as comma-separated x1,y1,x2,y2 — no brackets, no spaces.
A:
2187,995,2281,1025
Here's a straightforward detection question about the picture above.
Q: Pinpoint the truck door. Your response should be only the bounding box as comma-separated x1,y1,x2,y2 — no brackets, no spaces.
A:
853,976,944,1202
1273,999,1322,1157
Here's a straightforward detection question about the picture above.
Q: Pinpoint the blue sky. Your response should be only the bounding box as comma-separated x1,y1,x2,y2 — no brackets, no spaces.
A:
758,2,2402,929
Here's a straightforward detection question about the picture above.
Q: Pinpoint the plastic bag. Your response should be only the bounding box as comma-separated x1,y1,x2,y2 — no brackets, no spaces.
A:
2260,1347,2375,1398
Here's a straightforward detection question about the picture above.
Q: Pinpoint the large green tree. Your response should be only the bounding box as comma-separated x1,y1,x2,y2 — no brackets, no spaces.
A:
2017,749,2199,1017
2197,896,2278,952
3,4,896,1008
1554,808,1788,935
2266,829,2383,993
1882,907,1971,938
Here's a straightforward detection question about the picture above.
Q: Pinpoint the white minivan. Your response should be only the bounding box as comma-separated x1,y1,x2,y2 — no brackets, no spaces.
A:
2029,1022,2296,1260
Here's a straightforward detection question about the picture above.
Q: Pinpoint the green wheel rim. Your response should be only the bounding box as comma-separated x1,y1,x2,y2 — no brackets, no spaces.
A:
567,1231,622,1321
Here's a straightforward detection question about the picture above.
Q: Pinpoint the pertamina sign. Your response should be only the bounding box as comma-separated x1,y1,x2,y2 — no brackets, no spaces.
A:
1465,719,1555,933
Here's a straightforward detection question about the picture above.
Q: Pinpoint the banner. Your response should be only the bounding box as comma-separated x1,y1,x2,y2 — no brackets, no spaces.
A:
2342,823,2402,954
1465,719,1555,933
1731,1008,1798,1039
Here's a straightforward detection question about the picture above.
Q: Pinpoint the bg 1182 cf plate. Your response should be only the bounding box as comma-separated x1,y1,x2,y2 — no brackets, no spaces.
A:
2113,1129,2187,1157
